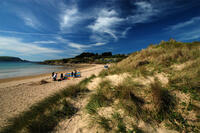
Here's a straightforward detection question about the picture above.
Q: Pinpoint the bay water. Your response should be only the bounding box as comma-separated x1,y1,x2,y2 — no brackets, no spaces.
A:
0,62,69,79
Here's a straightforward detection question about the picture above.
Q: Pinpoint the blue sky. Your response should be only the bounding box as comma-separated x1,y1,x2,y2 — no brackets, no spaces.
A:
0,0,200,61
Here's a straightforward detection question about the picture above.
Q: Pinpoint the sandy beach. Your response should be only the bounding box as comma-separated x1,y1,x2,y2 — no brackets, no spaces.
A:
0,64,104,129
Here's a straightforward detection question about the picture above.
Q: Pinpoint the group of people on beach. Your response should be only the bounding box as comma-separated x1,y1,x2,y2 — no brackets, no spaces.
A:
51,70,80,81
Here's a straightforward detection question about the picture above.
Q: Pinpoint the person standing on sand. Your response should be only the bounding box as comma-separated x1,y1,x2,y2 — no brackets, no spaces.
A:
52,72,54,77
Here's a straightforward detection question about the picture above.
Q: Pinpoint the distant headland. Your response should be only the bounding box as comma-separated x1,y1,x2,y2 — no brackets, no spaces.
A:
0,56,29,62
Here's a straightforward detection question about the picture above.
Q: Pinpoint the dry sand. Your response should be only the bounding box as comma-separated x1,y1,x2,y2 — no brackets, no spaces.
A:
0,64,104,129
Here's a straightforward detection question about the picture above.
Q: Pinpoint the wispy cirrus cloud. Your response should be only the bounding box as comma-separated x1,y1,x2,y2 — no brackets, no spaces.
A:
32,40,57,44
93,42,106,46
122,27,132,38
88,9,124,41
0,36,62,54
177,29,200,41
68,42,91,50
59,5,84,32
88,0,169,42
128,1,160,24
166,16,200,41
0,30,57,36
167,17,200,30
68,42,106,50
18,12,42,29
54,36,106,52
57,0,177,44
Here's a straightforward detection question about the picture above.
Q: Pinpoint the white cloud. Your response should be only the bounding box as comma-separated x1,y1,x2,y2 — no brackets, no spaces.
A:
60,5,82,31
122,27,131,38
68,42,91,50
165,16,200,41
128,1,159,24
0,36,62,55
33,40,57,44
18,12,41,29
88,9,124,41
68,42,106,49
90,34,108,43
0,30,58,36
87,0,186,42
55,36,69,43
92,42,106,46
168,17,200,30
177,29,200,41
55,36,105,52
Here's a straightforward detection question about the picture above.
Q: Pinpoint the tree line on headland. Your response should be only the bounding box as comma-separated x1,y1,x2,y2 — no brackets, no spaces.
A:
42,52,129,65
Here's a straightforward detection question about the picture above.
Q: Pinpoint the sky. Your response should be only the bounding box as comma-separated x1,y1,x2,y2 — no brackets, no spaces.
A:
0,0,200,61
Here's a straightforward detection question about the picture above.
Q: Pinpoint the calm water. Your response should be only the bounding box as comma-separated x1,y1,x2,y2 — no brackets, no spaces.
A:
0,62,69,79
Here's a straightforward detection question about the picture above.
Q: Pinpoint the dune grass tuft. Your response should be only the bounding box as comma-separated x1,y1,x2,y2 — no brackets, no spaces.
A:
150,80,176,122
95,115,111,132
112,112,127,133
86,92,110,115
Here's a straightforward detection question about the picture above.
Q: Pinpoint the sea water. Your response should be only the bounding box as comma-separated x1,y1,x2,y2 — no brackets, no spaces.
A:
0,62,68,79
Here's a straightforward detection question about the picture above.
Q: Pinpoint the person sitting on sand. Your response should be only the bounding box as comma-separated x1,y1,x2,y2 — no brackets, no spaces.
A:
52,72,54,77
53,73,57,81
71,71,74,77
60,73,64,80
74,70,77,78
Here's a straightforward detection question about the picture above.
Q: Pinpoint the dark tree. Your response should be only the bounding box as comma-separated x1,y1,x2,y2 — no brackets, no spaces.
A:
75,52,96,58
101,52,112,57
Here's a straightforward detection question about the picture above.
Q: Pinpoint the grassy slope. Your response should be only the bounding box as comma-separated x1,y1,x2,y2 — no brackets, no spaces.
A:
86,39,200,132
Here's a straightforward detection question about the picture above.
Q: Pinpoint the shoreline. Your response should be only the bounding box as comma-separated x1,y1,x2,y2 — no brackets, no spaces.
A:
0,63,95,84
0,64,104,129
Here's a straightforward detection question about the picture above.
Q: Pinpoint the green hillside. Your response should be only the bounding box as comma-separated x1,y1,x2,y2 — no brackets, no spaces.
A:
0,56,27,62
42,52,128,65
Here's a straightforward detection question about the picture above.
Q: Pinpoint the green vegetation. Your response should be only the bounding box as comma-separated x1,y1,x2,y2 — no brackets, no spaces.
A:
86,80,112,114
42,52,128,65
86,39,200,132
102,39,200,76
0,56,28,62
95,115,111,132
150,81,176,122
0,76,95,133
86,93,110,114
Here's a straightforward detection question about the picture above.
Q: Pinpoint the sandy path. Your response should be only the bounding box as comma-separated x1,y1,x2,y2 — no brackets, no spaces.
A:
0,65,104,129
